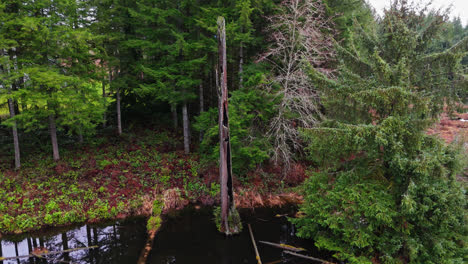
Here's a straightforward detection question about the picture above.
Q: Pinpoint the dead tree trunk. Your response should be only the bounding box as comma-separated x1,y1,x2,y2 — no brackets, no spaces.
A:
182,102,190,154
8,98,20,168
217,17,240,235
48,109,60,161
116,87,122,136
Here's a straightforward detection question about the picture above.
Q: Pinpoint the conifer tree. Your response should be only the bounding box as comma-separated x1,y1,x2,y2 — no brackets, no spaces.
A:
292,1,467,263
1,0,107,161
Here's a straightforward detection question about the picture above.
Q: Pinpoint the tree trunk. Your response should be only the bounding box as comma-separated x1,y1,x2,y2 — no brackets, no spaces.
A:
116,88,122,135
182,102,190,154
171,104,178,130
102,80,107,128
217,17,239,235
62,232,70,261
8,98,20,169
239,43,244,88
199,83,204,142
1,49,21,169
48,111,60,161
14,242,19,258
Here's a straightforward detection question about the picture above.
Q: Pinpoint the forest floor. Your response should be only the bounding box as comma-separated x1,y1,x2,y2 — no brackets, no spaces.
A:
0,127,304,236
427,107,468,180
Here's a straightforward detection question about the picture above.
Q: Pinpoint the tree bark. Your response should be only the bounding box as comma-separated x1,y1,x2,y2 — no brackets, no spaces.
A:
8,98,21,168
48,110,60,161
116,88,122,135
199,83,204,142
171,104,178,130
239,43,244,88
62,232,70,261
217,17,239,235
1,49,21,169
102,80,107,128
182,102,190,154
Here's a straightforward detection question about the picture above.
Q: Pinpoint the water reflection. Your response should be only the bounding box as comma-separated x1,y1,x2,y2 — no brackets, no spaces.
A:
148,207,323,264
1,208,332,264
0,218,147,264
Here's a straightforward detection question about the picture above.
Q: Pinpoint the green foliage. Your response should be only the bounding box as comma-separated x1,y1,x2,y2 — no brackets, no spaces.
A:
293,2,468,263
194,65,275,174
147,199,164,231
213,206,243,234
147,215,162,231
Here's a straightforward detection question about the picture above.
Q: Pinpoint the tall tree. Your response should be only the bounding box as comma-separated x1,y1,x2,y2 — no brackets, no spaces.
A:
0,48,21,168
1,0,106,161
258,0,336,168
217,17,241,235
292,1,467,263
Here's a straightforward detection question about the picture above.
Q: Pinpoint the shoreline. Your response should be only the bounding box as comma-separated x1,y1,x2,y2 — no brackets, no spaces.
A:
0,190,303,238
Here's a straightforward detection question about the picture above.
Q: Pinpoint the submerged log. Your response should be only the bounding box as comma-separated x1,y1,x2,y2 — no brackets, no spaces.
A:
258,241,306,252
248,224,262,264
137,229,157,264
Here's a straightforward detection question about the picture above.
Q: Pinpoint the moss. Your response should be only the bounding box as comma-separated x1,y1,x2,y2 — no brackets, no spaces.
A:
146,215,161,231
213,206,242,235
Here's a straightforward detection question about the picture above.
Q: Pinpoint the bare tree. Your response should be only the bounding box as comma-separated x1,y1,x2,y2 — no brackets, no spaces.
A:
258,0,336,168
0,49,21,168
182,101,190,154
218,17,240,235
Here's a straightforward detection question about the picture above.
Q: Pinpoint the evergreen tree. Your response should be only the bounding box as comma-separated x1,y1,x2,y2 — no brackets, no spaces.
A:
292,1,467,263
0,0,107,161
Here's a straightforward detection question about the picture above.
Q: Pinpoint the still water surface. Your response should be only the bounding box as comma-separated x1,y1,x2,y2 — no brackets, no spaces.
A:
1,207,332,264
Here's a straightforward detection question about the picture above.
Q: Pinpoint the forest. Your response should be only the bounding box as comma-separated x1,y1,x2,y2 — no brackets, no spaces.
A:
0,0,467,263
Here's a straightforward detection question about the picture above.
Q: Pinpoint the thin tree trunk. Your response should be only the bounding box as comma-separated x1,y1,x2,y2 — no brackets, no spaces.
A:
14,242,19,260
217,17,239,235
182,102,190,154
239,43,244,88
1,49,21,169
0,241,3,264
199,83,204,142
48,110,60,161
102,80,107,128
171,104,178,130
8,98,20,168
116,88,122,135
62,232,70,261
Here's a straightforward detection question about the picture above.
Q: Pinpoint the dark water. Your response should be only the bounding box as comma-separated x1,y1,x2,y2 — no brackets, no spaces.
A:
1,207,332,264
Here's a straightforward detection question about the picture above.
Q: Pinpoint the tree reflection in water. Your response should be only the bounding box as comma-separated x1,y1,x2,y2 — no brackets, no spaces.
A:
0,218,147,264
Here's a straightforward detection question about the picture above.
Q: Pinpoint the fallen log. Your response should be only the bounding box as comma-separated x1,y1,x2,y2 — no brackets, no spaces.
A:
0,246,98,261
137,229,157,264
283,250,335,264
248,224,262,264
259,241,306,252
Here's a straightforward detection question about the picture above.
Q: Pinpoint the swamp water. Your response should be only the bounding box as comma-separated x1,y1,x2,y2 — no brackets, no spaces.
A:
1,207,333,264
